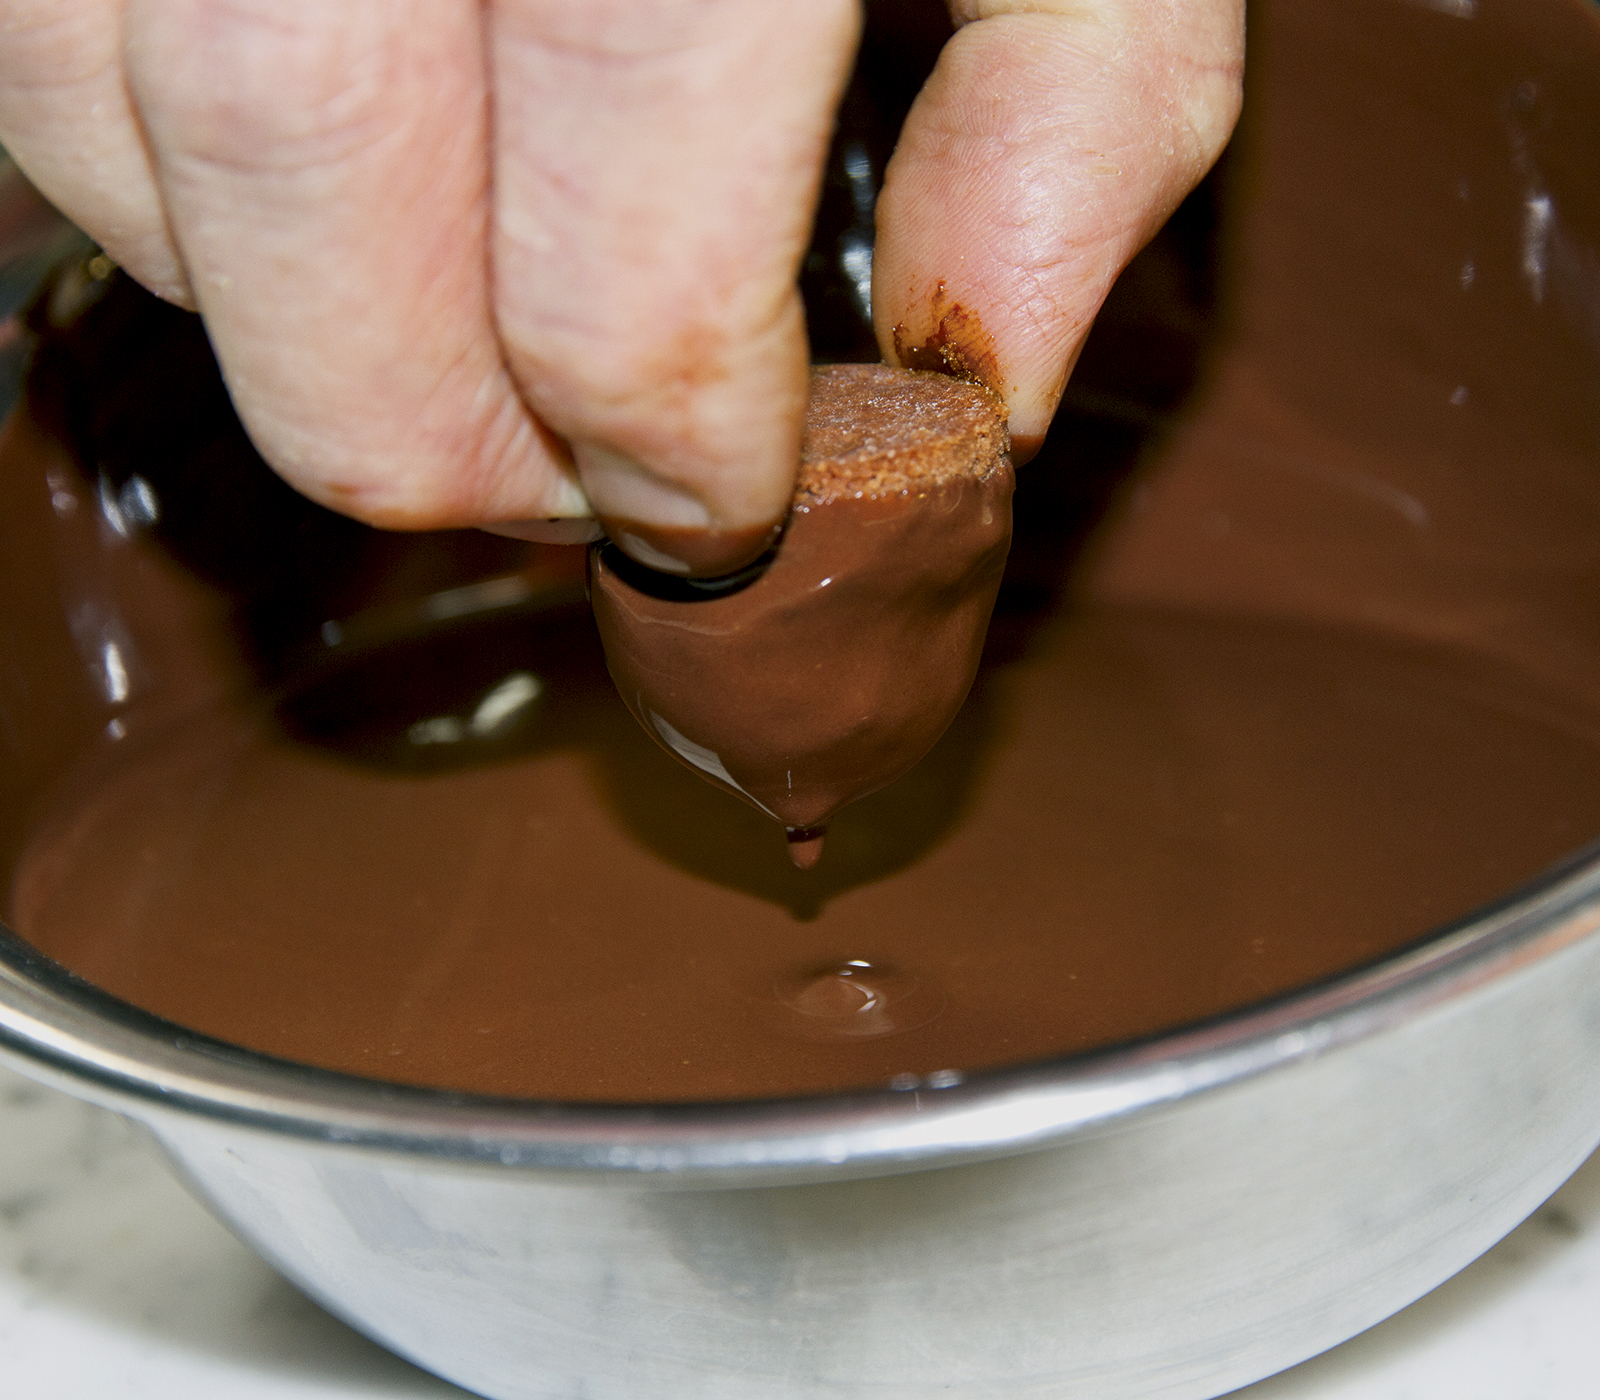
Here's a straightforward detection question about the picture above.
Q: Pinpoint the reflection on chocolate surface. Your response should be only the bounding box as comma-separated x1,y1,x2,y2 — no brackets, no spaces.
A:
2,0,1600,1102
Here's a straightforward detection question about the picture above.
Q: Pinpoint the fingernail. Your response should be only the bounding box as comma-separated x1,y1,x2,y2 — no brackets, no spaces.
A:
481,518,605,545
575,442,779,579
574,442,711,530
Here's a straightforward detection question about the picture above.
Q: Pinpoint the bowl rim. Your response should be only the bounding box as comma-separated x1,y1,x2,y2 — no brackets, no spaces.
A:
5,840,1600,1186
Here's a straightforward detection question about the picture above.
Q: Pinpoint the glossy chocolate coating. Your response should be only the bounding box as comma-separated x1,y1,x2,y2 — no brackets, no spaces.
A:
589,366,1012,850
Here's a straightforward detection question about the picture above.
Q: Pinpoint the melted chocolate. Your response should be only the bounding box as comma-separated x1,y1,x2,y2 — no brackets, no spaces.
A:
590,365,1012,859
11,600,1600,1101
2,0,1600,1103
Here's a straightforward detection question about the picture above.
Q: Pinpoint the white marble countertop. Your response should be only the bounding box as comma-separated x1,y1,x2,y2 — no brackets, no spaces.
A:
2,1059,1597,1398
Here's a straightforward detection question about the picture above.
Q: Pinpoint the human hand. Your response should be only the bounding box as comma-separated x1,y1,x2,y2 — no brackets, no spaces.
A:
0,0,858,576
0,1,1241,574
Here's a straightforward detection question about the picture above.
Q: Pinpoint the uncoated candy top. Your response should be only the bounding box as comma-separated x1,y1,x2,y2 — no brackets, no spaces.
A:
798,364,1010,506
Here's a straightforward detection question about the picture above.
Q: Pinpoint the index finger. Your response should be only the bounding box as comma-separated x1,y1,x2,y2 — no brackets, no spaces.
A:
489,0,860,575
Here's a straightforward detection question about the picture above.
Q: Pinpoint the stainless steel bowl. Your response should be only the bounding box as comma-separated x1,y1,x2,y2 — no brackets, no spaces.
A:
4,865,1600,1400
4,0,1600,1395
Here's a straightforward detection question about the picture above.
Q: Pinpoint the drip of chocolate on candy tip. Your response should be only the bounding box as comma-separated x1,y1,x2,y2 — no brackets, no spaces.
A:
785,826,828,870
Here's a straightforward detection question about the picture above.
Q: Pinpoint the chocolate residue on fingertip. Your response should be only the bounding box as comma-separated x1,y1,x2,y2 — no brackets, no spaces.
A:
891,281,1004,395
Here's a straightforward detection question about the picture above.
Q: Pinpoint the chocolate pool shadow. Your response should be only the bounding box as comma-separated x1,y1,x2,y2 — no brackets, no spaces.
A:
589,676,1002,922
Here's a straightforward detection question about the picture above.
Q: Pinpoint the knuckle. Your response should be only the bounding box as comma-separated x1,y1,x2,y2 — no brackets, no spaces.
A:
128,0,407,176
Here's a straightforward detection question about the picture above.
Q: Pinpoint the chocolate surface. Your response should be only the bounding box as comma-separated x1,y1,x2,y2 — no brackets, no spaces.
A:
3,0,1600,1103
16,600,1600,1102
590,365,1012,857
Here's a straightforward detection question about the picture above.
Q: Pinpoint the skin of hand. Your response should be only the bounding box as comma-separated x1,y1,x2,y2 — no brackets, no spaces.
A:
0,0,1241,571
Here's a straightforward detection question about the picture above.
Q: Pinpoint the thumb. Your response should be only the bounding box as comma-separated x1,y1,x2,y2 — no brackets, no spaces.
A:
872,0,1243,459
